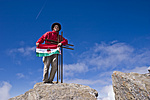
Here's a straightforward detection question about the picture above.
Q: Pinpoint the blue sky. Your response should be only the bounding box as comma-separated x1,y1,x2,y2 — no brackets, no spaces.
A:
0,0,150,100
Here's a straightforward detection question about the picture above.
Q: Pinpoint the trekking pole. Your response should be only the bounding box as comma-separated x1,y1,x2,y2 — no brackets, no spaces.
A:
57,33,59,83
58,33,61,80
61,31,63,83
59,53,61,80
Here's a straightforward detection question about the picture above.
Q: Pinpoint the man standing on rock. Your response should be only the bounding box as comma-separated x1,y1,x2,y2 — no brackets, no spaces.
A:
36,22,68,83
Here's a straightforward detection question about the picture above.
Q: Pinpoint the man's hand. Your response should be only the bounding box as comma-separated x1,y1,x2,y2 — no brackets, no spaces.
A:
36,43,39,47
57,43,62,47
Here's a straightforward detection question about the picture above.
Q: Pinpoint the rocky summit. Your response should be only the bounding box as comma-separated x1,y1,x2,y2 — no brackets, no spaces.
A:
112,71,150,100
9,82,98,100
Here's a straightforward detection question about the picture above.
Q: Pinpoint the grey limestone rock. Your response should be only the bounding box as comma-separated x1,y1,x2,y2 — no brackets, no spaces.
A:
112,71,150,100
9,82,98,100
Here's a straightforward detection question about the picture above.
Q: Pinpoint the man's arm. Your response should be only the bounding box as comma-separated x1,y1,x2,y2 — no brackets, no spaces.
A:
36,32,48,47
59,35,68,46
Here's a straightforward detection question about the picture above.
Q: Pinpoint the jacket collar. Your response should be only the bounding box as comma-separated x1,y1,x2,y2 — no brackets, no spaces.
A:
52,30,59,34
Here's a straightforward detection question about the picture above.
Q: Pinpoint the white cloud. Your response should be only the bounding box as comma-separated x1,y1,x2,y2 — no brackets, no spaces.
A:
7,46,35,65
9,46,35,56
80,42,150,70
17,48,24,53
100,85,115,100
88,42,134,69
16,73,25,79
24,47,35,55
0,82,12,100
65,78,109,85
110,40,118,44
64,63,88,77
122,66,149,74
64,41,138,77
99,71,113,78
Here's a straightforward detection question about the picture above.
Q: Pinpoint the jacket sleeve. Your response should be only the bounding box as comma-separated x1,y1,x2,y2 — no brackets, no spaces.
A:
59,35,68,46
36,32,48,44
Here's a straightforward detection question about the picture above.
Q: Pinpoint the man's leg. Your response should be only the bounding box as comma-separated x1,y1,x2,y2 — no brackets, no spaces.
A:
49,55,58,82
43,56,51,82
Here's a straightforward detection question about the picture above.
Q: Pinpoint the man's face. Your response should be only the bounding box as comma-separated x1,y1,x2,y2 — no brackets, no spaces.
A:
53,25,59,32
